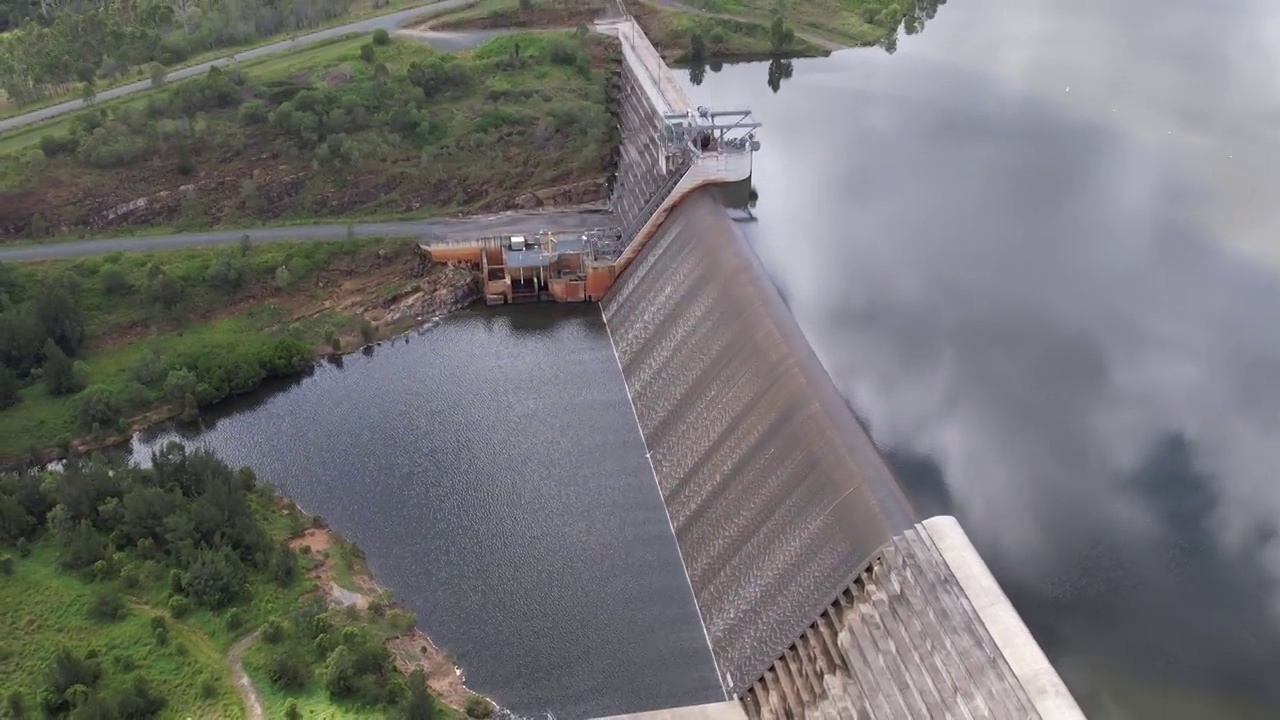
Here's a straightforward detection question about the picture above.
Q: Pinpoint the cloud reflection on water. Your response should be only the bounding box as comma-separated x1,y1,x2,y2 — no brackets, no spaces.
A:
683,0,1280,712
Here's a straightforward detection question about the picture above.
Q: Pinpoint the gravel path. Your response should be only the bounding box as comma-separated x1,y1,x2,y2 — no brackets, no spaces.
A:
227,631,265,720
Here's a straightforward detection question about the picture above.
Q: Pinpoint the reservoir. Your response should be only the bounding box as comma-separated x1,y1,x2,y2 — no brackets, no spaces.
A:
677,0,1280,716
130,305,724,718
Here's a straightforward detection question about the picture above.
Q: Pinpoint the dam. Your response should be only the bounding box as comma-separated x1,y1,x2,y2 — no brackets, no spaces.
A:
415,7,1087,719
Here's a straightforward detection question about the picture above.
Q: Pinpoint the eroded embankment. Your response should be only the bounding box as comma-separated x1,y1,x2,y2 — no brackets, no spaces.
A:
601,190,916,692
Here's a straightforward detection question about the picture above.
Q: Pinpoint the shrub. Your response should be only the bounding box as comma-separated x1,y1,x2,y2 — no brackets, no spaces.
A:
39,133,80,156
360,43,376,63
225,608,244,632
238,100,269,126
359,320,376,344
262,619,285,644
43,340,82,396
466,693,492,718
76,386,124,430
168,595,190,619
0,555,13,575
87,590,126,622
176,146,195,176
0,368,19,410
372,28,391,45
100,266,132,295
285,700,302,720
267,649,312,690
180,548,247,609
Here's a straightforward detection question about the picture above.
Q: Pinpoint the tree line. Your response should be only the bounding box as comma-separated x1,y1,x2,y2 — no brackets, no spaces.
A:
0,444,443,718
0,0,369,106
0,254,313,444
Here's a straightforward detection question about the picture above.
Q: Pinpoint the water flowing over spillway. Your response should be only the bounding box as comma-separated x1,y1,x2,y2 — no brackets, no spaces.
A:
602,190,917,691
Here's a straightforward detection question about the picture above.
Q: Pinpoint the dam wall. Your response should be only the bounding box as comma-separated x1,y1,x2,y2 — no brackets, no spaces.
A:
603,17,695,239
601,190,917,692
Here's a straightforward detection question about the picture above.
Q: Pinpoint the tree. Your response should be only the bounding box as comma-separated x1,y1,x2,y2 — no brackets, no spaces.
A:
0,367,19,408
769,15,795,54
146,272,186,319
267,649,312,689
0,313,45,377
76,385,123,430
99,266,131,295
149,63,167,88
80,81,95,105
43,339,83,396
34,281,85,355
176,145,195,176
87,590,126,622
163,369,199,419
180,547,247,609
205,255,244,293
689,32,706,63
400,670,437,720
323,645,356,698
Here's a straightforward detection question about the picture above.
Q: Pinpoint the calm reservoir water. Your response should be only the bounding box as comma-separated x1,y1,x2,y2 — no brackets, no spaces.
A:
131,306,723,718
681,0,1280,716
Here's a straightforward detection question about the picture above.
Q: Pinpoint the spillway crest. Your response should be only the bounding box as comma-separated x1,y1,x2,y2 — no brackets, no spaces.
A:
602,190,916,691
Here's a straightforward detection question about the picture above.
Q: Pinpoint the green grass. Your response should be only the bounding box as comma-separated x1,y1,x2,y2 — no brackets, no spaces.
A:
0,545,242,718
0,239,408,462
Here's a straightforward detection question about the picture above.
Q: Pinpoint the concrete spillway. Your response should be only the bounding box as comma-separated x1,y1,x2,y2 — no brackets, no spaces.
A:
601,190,1084,719
602,190,917,690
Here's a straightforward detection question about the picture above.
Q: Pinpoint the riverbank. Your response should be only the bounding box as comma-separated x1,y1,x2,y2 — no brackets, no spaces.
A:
0,447,480,717
0,239,480,468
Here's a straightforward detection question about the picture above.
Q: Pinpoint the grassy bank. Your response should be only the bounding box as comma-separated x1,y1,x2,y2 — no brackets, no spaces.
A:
0,239,456,465
1,30,615,239
0,447,465,718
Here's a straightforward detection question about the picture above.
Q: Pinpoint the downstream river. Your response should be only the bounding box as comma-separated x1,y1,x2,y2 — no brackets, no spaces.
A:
680,0,1280,716
131,306,723,718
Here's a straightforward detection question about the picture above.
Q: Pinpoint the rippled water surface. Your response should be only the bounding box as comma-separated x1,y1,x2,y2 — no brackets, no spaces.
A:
681,0,1280,716
132,306,723,718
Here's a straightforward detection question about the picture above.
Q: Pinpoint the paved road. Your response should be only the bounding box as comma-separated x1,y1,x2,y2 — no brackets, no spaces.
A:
0,209,615,261
0,0,478,133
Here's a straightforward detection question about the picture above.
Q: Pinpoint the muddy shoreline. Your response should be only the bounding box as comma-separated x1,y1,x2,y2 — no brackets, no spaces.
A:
285,522,492,714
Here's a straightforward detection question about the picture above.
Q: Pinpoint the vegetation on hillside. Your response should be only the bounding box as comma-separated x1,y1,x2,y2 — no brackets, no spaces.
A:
673,0,948,51
431,0,822,60
0,239,435,464
0,0,417,113
1,31,616,238
0,444,452,718
434,0,947,58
